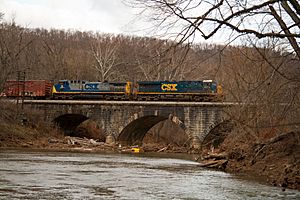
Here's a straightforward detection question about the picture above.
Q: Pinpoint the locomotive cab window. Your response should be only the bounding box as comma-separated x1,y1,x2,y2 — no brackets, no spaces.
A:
211,82,217,93
203,82,211,89
203,80,213,92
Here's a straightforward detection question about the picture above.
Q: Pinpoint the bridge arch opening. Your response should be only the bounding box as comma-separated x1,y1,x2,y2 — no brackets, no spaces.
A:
201,120,235,151
117,115,188,147
54,114,89,136
53,114,105,141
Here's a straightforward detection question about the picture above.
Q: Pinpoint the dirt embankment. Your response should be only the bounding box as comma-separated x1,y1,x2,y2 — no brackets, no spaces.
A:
200,129,300,190
225,131,299,190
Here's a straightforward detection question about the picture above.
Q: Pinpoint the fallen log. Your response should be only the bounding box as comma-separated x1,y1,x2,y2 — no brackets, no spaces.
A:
65,136,106,146
203,152,228,160
199,159,228,169
157,144,170,152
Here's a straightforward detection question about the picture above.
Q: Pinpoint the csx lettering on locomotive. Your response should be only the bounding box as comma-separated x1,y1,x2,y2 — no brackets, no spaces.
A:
161,84,177,91
85,83,98,90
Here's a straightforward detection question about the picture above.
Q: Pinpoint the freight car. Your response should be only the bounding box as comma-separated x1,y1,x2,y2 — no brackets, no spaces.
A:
4,80,53,99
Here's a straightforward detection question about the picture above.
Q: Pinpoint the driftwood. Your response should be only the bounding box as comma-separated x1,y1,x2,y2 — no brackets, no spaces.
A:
65,136,106,146
253,132,294,162
199,159,228,169
196,152,229,169
195,152,228,162
157,144,170,152
203,152,228,160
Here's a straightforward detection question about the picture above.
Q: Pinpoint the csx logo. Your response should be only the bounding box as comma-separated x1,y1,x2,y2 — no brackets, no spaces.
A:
85,84,98,90
161,84,177,91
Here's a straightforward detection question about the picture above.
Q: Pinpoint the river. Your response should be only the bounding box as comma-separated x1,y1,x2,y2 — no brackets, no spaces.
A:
0,150,299,199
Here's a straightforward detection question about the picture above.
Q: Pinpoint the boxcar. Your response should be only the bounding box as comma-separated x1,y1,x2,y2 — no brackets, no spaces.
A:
4,80,53,99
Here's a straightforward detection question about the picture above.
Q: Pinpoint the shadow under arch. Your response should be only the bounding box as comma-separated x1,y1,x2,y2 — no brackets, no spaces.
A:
117,115,168,146
201,120,235,150
53,114,89,136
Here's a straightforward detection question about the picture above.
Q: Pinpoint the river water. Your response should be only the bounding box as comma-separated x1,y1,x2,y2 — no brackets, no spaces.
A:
0,150,299,200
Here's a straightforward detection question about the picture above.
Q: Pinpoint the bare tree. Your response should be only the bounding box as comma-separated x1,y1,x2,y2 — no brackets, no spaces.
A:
128,0,299,59
40,30,71,81
217,43,300,139
90,35,119,81
132,38,192,81
0,14,34,92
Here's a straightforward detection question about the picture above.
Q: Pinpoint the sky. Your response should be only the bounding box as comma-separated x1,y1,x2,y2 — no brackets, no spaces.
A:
0,0,150,36
0,0,235,45
0,1,296,52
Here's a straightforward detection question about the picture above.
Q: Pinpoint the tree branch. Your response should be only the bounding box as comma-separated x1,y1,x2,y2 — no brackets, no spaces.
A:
269,5,300,60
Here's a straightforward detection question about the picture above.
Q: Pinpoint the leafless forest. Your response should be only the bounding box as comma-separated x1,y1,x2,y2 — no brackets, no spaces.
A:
0,17,228,84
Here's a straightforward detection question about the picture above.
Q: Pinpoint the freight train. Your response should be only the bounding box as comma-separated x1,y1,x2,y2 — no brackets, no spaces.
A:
4,79,223,102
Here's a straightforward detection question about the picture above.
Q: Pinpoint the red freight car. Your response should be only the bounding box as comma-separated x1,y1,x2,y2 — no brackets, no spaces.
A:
4,80,53,99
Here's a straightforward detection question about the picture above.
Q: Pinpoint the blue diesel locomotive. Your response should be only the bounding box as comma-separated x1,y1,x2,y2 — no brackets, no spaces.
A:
52,80,223,101
52,80,127,100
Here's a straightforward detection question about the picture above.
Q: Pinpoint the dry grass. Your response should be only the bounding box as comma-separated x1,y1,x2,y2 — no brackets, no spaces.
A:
0,99,63,147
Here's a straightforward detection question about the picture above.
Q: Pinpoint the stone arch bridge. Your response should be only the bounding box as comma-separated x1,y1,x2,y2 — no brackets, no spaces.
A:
23,100,231,148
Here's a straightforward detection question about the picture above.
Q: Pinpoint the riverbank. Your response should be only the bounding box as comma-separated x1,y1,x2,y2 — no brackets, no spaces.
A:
199,130,300,190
